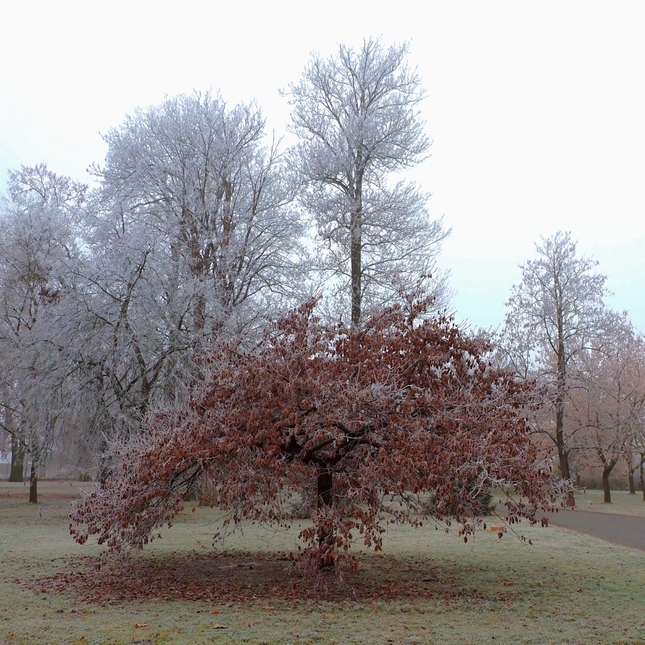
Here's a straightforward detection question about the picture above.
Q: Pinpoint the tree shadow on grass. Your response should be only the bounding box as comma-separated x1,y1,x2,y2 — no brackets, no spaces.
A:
31,550,518,605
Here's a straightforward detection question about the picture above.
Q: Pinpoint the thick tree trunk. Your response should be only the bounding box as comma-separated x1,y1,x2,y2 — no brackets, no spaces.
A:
640,462,645,502
602,467,613,504
316,470,334,569
9,437,25,482
628,467,636,495
29,458,38,504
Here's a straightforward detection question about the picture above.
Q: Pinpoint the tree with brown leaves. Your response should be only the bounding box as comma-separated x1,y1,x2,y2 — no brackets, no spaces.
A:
71,294,566,569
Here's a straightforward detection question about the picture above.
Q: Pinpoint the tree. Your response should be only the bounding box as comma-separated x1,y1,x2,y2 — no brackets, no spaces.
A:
285,38,449,326
0,164,86,500
71,294,566,570
632,416,645,501
67,91,308,453
499,232,613,498
572,326,645,503
96,90,306,339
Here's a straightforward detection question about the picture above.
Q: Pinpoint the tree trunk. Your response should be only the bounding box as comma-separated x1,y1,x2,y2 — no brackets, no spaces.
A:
602,467,613,504
29,457,38,504
555,299,575,508
350,208,362,327
556,436,574,507
628,466,636,495
316,470,334,569
640,461,645,502
9,436,25,482
98,435,113,485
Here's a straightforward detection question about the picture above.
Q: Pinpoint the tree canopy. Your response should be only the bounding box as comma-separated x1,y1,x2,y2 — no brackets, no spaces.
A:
71,294,565,569
286,37,449,325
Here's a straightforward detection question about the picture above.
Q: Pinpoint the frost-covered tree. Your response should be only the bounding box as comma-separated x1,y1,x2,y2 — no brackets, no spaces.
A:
96,91,306,337
285,38,449,325
0,164,86,500
71,293,566,570
572,326,645,503
74,92,308,446
499,232,615,492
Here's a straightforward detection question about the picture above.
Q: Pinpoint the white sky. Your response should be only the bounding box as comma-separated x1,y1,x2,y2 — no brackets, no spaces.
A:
1,0,643,331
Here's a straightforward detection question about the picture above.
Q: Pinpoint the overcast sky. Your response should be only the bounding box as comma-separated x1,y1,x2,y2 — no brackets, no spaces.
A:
1,0,643,331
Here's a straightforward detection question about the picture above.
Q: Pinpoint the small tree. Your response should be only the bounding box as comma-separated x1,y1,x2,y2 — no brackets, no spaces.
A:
72,294,566,570
286,38,449,326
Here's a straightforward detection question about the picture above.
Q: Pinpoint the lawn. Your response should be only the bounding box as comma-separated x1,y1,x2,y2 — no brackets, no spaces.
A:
571,489,645,516
1,480,645,644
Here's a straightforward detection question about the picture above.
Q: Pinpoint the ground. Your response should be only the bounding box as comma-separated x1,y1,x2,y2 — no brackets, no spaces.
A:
2,481,645,644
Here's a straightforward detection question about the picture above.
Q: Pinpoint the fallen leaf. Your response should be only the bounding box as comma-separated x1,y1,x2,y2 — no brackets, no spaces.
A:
135,622,148,628
263,605,275,611
211,609,220,615
213,623,228,629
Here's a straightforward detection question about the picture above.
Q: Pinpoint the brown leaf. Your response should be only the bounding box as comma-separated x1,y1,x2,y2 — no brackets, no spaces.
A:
213,623,228,629
135,622,148,628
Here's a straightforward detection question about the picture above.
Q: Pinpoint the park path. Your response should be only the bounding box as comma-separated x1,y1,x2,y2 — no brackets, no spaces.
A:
546,509,645,552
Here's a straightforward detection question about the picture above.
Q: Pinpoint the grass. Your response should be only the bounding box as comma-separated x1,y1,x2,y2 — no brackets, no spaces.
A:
572,489,645,516
1,481,645,644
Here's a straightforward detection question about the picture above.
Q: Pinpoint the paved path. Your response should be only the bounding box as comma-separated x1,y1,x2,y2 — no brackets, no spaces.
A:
546,509,645,552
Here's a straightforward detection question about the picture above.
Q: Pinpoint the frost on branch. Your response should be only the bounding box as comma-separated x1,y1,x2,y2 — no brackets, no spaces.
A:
71,293,567,568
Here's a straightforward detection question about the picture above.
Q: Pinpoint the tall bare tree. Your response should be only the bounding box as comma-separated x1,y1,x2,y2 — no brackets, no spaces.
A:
499,232,614,498
285,38,449,325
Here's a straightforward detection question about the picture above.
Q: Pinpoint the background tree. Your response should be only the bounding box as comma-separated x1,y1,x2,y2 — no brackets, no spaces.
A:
71,294,566,570
68,91,309,456
571,324,644,503
285,38,449,326
632,414,645,501
0,164,86,500
96,91,306,340
499,232,613,497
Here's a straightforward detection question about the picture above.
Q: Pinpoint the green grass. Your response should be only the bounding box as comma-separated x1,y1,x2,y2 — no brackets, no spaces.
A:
572,489,645,516
1,481,645,644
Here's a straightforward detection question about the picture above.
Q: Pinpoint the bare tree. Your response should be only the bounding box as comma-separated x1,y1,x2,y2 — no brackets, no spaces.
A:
572,325,644,503
68,91,309,456
95,91,307,338
0,164,86,499
499,232,614,500
285,38,449,325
